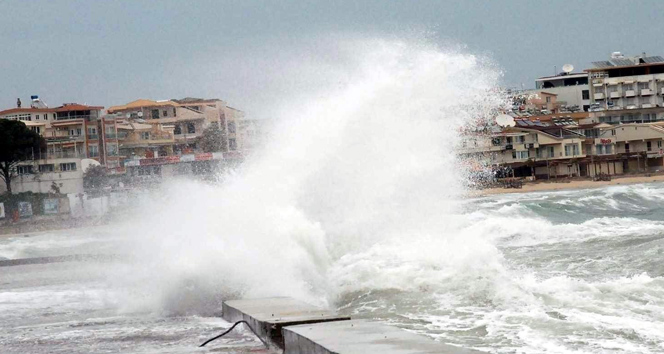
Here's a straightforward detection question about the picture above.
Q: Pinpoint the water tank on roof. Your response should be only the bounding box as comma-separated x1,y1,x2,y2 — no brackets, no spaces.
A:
611,52,624,59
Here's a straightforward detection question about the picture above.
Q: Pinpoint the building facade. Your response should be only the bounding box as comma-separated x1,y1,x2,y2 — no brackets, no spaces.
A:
0,97,109,194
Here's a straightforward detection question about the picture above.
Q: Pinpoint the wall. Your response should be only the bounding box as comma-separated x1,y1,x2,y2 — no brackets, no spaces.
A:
0,158,84,194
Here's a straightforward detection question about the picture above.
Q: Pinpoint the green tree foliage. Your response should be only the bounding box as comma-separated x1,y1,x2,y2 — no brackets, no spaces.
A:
0,120,45,194
83,165,109,195
199,124,227,153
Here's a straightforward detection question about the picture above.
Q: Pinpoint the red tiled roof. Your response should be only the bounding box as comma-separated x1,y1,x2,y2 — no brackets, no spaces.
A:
0,103,103,116
54,103,104,112
0,107,53,115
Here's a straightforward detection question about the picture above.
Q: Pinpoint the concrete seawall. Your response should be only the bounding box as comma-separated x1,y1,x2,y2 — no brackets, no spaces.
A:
221,297,483,353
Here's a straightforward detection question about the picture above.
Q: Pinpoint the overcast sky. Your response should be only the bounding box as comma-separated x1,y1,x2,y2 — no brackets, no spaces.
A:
1,0,663,117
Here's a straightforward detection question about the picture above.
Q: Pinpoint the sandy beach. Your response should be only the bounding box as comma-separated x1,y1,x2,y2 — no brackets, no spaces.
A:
473,173,664,197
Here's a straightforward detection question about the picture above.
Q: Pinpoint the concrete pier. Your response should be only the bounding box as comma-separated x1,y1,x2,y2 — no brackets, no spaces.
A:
283,319,484,354
222,297,350,348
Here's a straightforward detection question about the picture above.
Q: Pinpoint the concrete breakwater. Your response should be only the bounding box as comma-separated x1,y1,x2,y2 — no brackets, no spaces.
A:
220,297,483,354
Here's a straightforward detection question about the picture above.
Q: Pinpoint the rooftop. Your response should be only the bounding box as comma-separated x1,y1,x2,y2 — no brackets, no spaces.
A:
536,73,588,81
107,99,179,113
0,103,103,116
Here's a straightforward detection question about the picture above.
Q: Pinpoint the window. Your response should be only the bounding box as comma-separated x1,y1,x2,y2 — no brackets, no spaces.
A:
582,90,589,100
151,109,160,119
107,144,118,156
17,165,34,175
545,96,551,103
187,123,196,134
658,141,663,149
44,114,48,120
141,132,150,140
228,121,236,133
173,108,177,117
506,137,513,144
596,144,604,155
229,138,237,150
60,162,76,171
39,164,54,173
89,145,99,157
612,130,616,136
565,144,579,156
36,115,40,120
647,141,652,151
162,110,168,117
174,125,182,135
30,126,41,134
544,146,555,157
515,135,525,143
535,148,541,158
606,145,613,154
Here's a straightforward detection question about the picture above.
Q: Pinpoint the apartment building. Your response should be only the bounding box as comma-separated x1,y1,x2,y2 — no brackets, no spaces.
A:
587,52,664,124
0,97,110,194
108,97,245,157
461,118,587,179
535,72,590,111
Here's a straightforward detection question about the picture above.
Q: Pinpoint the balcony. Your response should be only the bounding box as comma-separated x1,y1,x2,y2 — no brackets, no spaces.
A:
105,133,117,139
594,93,605,100
641,89,654,96
625,90,636,97
87,134,99,140
47,151,86,159
609,92,621,99
642,103,654,108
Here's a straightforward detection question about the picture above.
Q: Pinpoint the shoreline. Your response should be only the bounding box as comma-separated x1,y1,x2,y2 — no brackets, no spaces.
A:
471,173,664,197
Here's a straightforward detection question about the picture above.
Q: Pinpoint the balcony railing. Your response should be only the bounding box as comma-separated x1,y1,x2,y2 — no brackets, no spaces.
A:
44,151,87,159
641,89,654,96
594,93,605,100
55,115,93,121
88,134,99,140
89,152,100,157
105,133,117,139
625,90,636,97
609,92,621,99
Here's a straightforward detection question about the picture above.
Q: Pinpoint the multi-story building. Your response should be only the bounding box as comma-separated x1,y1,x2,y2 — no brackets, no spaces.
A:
0,97,110,194
587,52,664,123
107,97,245,157
535,72,591,111
461,117,588,179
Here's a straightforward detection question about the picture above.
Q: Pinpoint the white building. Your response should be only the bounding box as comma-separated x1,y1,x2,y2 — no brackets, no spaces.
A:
535,72,590,111
587,52,664,124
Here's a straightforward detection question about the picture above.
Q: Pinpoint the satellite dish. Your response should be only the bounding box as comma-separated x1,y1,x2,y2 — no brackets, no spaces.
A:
137,112,144,117
125,113,131,118
496,114,516,127
562,64,574,73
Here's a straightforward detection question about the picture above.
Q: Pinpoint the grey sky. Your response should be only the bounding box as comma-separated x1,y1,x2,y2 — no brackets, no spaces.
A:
1,0,663,117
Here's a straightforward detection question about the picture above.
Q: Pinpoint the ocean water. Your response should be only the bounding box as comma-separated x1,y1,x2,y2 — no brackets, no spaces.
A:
1,184,663,353
2,38,663,353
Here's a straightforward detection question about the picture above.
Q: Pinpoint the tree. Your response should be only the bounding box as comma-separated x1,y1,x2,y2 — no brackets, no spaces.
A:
199,124,227,153
0,120,45,194
83,165,109,195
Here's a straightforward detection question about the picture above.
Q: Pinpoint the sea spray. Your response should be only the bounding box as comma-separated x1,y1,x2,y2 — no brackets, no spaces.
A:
108,36,505,316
